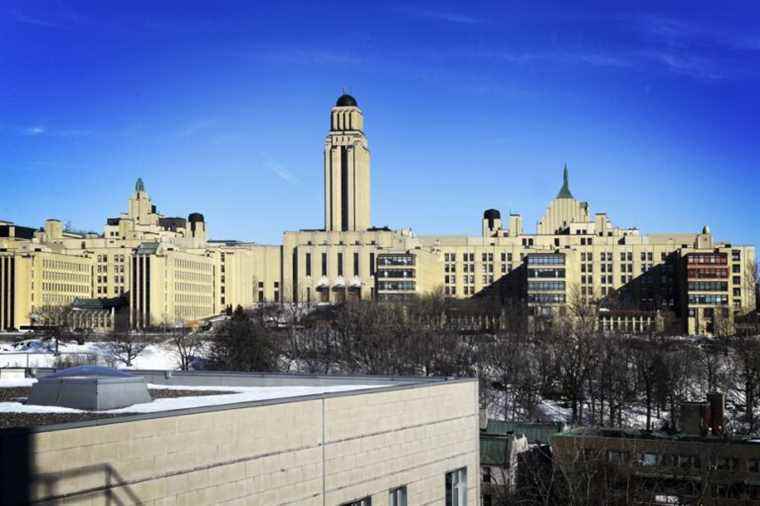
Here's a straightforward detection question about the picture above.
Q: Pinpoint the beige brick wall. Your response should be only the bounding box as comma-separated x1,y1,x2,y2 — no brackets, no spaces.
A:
13,380,478,505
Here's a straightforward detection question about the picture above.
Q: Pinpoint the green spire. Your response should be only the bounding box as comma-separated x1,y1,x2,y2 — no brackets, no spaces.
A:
556,164,574,199
135,177,145,193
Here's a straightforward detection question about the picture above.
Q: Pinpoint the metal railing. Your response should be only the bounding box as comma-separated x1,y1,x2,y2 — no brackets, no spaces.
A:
0,352,99,369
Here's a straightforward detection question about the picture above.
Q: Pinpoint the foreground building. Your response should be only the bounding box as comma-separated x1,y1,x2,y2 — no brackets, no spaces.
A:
0,94,756,334
0,371,480,505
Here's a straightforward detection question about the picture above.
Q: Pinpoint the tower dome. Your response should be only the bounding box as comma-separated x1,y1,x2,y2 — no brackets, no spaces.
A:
336,94,358,107
483,209,501,220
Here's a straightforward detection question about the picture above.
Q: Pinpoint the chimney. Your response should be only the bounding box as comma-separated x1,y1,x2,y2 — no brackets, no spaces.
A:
479,408,488,431
707,392,725,435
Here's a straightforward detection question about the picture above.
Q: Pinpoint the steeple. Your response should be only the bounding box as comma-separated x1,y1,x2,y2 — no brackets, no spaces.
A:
135,177,145,193
556,164,573,199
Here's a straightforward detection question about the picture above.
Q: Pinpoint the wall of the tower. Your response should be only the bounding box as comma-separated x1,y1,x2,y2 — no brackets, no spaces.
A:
324,105,370,232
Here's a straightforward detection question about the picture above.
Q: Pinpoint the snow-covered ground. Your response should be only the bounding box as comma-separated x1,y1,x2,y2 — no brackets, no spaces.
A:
486,390,671,430
0,378,387,415
0,339,182,370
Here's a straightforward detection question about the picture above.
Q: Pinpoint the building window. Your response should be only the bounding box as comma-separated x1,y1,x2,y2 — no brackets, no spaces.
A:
321,253,327,276
306,253,312,277
445,468,467,506
370,252,375,275
353,252,359,276
338,252,343,276
389,486,407,506
342,498,371,506
608,450,628,465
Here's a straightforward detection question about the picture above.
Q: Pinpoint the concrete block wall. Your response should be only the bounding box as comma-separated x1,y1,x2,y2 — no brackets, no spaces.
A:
1,379,479,505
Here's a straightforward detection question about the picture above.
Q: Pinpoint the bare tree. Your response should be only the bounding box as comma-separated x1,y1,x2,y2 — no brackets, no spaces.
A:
286,321,338,374
171,328,205,371
747,257,759,312
29,304,75,355
106,332,150,368
732,335,760,433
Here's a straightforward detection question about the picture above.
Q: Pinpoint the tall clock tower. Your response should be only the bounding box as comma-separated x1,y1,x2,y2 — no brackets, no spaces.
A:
324,94,371,232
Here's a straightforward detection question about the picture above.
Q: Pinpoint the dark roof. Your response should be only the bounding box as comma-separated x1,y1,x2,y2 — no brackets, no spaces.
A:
188,213,205,223
72,296,128,311
483,209,501,220
481,433,511,465
484,419,566,444
45,366,135,379
159,217,187,231
336,94,358,107
0,224,36,240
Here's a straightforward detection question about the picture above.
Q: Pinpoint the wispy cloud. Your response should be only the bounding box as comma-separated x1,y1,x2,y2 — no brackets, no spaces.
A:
9,4,89,30
631,14,760,80
23,126,46,136
18,126,93,137
263,156,299,185
642,51,725,81
400,7,482,25
637,14,760,52
499,51,632,68
252,48,363,66
9,10,60,28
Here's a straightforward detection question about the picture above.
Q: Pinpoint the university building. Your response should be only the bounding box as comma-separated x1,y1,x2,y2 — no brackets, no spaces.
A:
0,94,756,334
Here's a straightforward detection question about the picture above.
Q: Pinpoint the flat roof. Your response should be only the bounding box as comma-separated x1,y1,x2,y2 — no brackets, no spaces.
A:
1,370,469,433
555,426,760,446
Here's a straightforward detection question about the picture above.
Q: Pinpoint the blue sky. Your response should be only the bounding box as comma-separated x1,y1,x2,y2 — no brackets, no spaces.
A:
1,1,758,247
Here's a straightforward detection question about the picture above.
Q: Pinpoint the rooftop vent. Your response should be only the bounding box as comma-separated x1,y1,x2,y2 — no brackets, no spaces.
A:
28,366,152,411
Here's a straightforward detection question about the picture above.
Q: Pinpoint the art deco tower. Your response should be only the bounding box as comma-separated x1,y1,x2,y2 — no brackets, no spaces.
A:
324,94,371,232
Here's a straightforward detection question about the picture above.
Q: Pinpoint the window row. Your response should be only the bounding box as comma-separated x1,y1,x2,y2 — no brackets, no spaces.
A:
306,252,375,277
528,294,566,304
688,294,729,305
528,268,565,279
528,280,565,291
42,259,89,272
376,280,415,291
688,268,728,279
42,271,89,283
377,255,415,266
41,282,89,294
687,253,727,265
527,255,564,265
378,269,415,279
689,281,728,292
